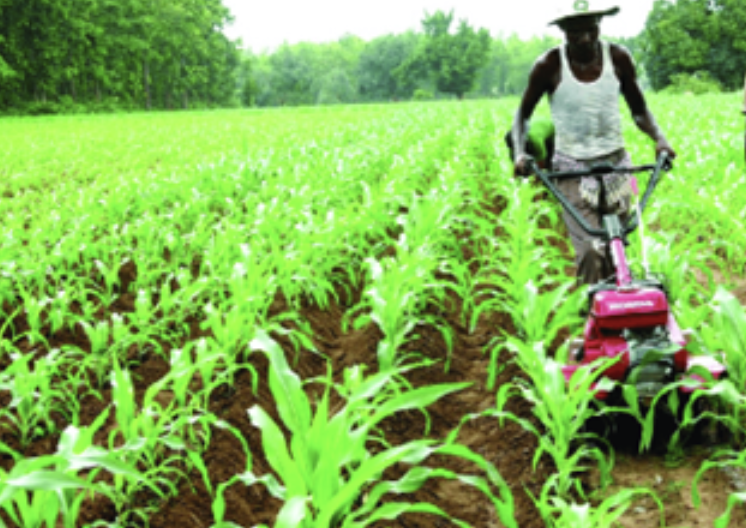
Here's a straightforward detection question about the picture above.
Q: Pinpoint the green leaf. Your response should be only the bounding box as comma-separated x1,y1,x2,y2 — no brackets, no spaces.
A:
251,330,312,438
187,450,213,496
316,441,436,526
349,501,470,528
715,492,746,528
275,496,310,528
368,382,470,429
247,405,306,497
5,470,90,492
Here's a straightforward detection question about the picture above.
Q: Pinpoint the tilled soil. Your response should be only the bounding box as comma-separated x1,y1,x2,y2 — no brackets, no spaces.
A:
150,289,552,528
0,271,552,528
2,216,742,527
589,451,746,528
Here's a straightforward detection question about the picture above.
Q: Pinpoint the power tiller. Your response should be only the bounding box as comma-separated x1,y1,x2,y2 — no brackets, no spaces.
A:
526,153,726,409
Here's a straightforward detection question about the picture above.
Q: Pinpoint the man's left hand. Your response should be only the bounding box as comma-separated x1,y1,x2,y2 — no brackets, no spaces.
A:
655,138,676,160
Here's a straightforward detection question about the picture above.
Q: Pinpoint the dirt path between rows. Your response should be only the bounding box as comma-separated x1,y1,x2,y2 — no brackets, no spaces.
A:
1,268,553,528
147,286,553,528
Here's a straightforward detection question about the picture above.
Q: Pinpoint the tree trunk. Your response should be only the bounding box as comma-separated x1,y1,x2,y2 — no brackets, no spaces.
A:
143,59,152,111
181,55,189,109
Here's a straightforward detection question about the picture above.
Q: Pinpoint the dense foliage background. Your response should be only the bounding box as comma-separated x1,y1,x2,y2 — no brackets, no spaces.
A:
0,0,743,114
0,0,240,114
643,0,746,92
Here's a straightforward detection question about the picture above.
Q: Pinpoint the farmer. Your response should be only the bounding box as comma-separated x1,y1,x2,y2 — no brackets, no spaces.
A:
504,118,555,173
511,1,676,285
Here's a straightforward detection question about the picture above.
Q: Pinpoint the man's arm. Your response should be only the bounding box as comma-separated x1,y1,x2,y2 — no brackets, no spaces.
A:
614,45,676,159
512,51,557,175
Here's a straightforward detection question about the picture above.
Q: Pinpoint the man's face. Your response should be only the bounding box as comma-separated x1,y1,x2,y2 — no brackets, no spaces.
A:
560,16,600,57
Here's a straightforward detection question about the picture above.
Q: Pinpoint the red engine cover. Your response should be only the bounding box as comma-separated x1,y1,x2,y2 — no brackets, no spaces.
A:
592,288,669,330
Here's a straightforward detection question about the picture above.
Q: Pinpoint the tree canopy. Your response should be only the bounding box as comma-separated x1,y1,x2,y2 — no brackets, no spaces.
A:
357,32,421,101
395,10,491,99
642,0,746,91
0,0,243,113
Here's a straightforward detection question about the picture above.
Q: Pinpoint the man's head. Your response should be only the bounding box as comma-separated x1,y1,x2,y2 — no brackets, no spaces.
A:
559,15,601,57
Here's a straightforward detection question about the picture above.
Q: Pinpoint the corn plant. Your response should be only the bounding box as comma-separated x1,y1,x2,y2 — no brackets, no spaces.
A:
0,412,143,528
0,457,98,528
348,254,444,372
210,330,517,528
501,280,582,346
77,319,116,388
641,232,713,306
535,481,663,528
494,179,565,285
108,359,175,457
0,349,82,448
92,256,127,305
106,356,250,518
490,340,617,498
129,287,158,331
686,287,746,444
693,447,746,528
44,287,73,336
161,339,258,411
700,287,746,391
471,181,574,374
17,288,50,348
102,360,189,521
481,281,583,389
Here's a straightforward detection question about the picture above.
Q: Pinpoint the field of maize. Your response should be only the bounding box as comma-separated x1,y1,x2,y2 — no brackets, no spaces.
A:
1,94,746,528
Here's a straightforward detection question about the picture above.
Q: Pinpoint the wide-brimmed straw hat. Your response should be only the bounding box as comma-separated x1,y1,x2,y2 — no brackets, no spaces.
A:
549,1,620,26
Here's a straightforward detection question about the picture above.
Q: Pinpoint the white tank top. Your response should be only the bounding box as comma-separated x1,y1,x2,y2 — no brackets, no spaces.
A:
550,41,625,160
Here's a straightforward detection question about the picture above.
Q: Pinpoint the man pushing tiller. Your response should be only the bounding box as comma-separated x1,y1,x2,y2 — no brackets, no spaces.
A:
509,1,677,285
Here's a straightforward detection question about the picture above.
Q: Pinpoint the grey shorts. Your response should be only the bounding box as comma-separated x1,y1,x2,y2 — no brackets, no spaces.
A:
552,149,633,284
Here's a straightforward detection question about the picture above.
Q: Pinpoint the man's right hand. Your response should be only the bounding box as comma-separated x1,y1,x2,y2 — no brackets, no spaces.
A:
514,154,534,177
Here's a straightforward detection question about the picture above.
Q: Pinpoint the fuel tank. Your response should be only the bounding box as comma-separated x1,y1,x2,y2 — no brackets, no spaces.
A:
591,288,669,330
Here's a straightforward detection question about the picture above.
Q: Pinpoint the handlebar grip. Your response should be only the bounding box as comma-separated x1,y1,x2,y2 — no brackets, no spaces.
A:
522,156,537,178
657,151,673,172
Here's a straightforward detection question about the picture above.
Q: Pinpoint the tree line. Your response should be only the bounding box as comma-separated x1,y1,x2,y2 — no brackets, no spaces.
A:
0,0,240,114
1,1,744,114
246,13,562,107
248,0,746,107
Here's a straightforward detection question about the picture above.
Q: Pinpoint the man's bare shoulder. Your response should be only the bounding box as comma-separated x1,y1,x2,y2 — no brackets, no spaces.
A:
517,47,561,109
527,47,561,93
609,42,635,68
532,47,561,75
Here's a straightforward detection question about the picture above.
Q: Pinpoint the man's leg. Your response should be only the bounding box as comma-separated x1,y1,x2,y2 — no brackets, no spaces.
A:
552,150,633,285
556,178,612,285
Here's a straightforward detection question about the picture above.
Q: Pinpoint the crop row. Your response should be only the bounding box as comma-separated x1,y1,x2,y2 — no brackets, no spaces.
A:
0,96,745,527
